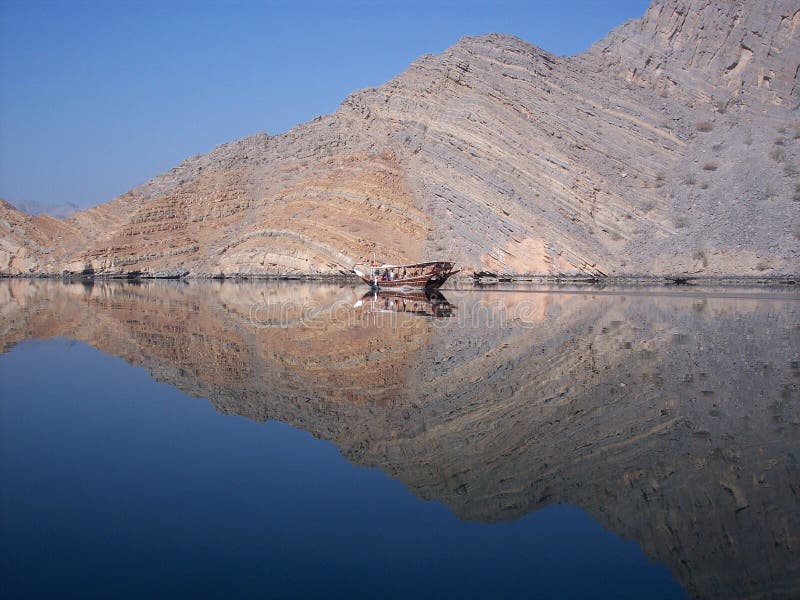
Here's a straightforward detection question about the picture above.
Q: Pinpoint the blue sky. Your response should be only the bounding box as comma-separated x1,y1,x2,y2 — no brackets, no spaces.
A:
0,0,650,209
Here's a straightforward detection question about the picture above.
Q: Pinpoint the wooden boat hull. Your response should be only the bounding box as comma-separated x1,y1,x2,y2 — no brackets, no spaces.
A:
357,272,457,290
354,261,458,291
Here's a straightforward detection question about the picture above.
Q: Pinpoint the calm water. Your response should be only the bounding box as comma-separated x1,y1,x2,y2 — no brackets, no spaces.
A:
1,280,798,599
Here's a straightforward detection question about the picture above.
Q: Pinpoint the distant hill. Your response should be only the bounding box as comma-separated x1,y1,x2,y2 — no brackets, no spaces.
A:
11,200,82,219
1,0,798,277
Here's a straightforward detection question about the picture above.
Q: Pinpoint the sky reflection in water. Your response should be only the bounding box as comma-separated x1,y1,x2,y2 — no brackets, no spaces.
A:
2,280,798,598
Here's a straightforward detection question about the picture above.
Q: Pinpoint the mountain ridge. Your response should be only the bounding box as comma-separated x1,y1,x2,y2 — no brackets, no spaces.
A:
1,0,798,277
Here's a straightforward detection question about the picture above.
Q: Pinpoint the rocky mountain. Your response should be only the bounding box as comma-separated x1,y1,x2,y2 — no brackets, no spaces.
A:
2,279,798,599
1,0,798,277
0,199,87,274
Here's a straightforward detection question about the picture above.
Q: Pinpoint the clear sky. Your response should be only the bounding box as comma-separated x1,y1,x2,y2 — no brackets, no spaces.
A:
0,0,650,209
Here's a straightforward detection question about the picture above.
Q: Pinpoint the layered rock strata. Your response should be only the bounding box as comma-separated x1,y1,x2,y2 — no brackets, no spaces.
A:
1,0,798,277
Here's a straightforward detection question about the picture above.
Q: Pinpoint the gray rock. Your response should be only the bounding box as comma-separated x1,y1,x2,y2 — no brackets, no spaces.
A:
2,0,798,278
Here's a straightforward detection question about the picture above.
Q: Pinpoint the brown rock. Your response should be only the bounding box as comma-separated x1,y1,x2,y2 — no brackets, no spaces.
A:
2,0,798,277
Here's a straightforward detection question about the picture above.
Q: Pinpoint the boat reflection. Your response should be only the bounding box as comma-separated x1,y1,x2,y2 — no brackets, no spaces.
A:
355,289,455,318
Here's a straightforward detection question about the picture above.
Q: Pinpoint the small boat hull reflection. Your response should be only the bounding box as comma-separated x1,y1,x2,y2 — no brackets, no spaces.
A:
357,290,455,318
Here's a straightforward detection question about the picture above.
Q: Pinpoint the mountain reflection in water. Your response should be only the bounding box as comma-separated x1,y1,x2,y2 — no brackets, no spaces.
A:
1,279,798,599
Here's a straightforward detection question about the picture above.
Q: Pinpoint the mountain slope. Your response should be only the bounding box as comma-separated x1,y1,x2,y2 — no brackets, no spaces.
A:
2,0,798,277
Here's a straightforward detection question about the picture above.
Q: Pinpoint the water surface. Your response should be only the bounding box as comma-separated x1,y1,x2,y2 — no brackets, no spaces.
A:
1,280,798,599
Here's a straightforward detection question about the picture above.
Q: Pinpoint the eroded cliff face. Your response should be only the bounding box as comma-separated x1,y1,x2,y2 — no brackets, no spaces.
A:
2,0,798,277
1,279,798,599
586,0,799,104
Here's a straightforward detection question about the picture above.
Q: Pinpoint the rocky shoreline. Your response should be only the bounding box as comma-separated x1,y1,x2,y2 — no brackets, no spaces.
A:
1,270,797,289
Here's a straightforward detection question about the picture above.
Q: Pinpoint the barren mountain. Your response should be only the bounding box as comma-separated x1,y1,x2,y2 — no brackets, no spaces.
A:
1,0,798,277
